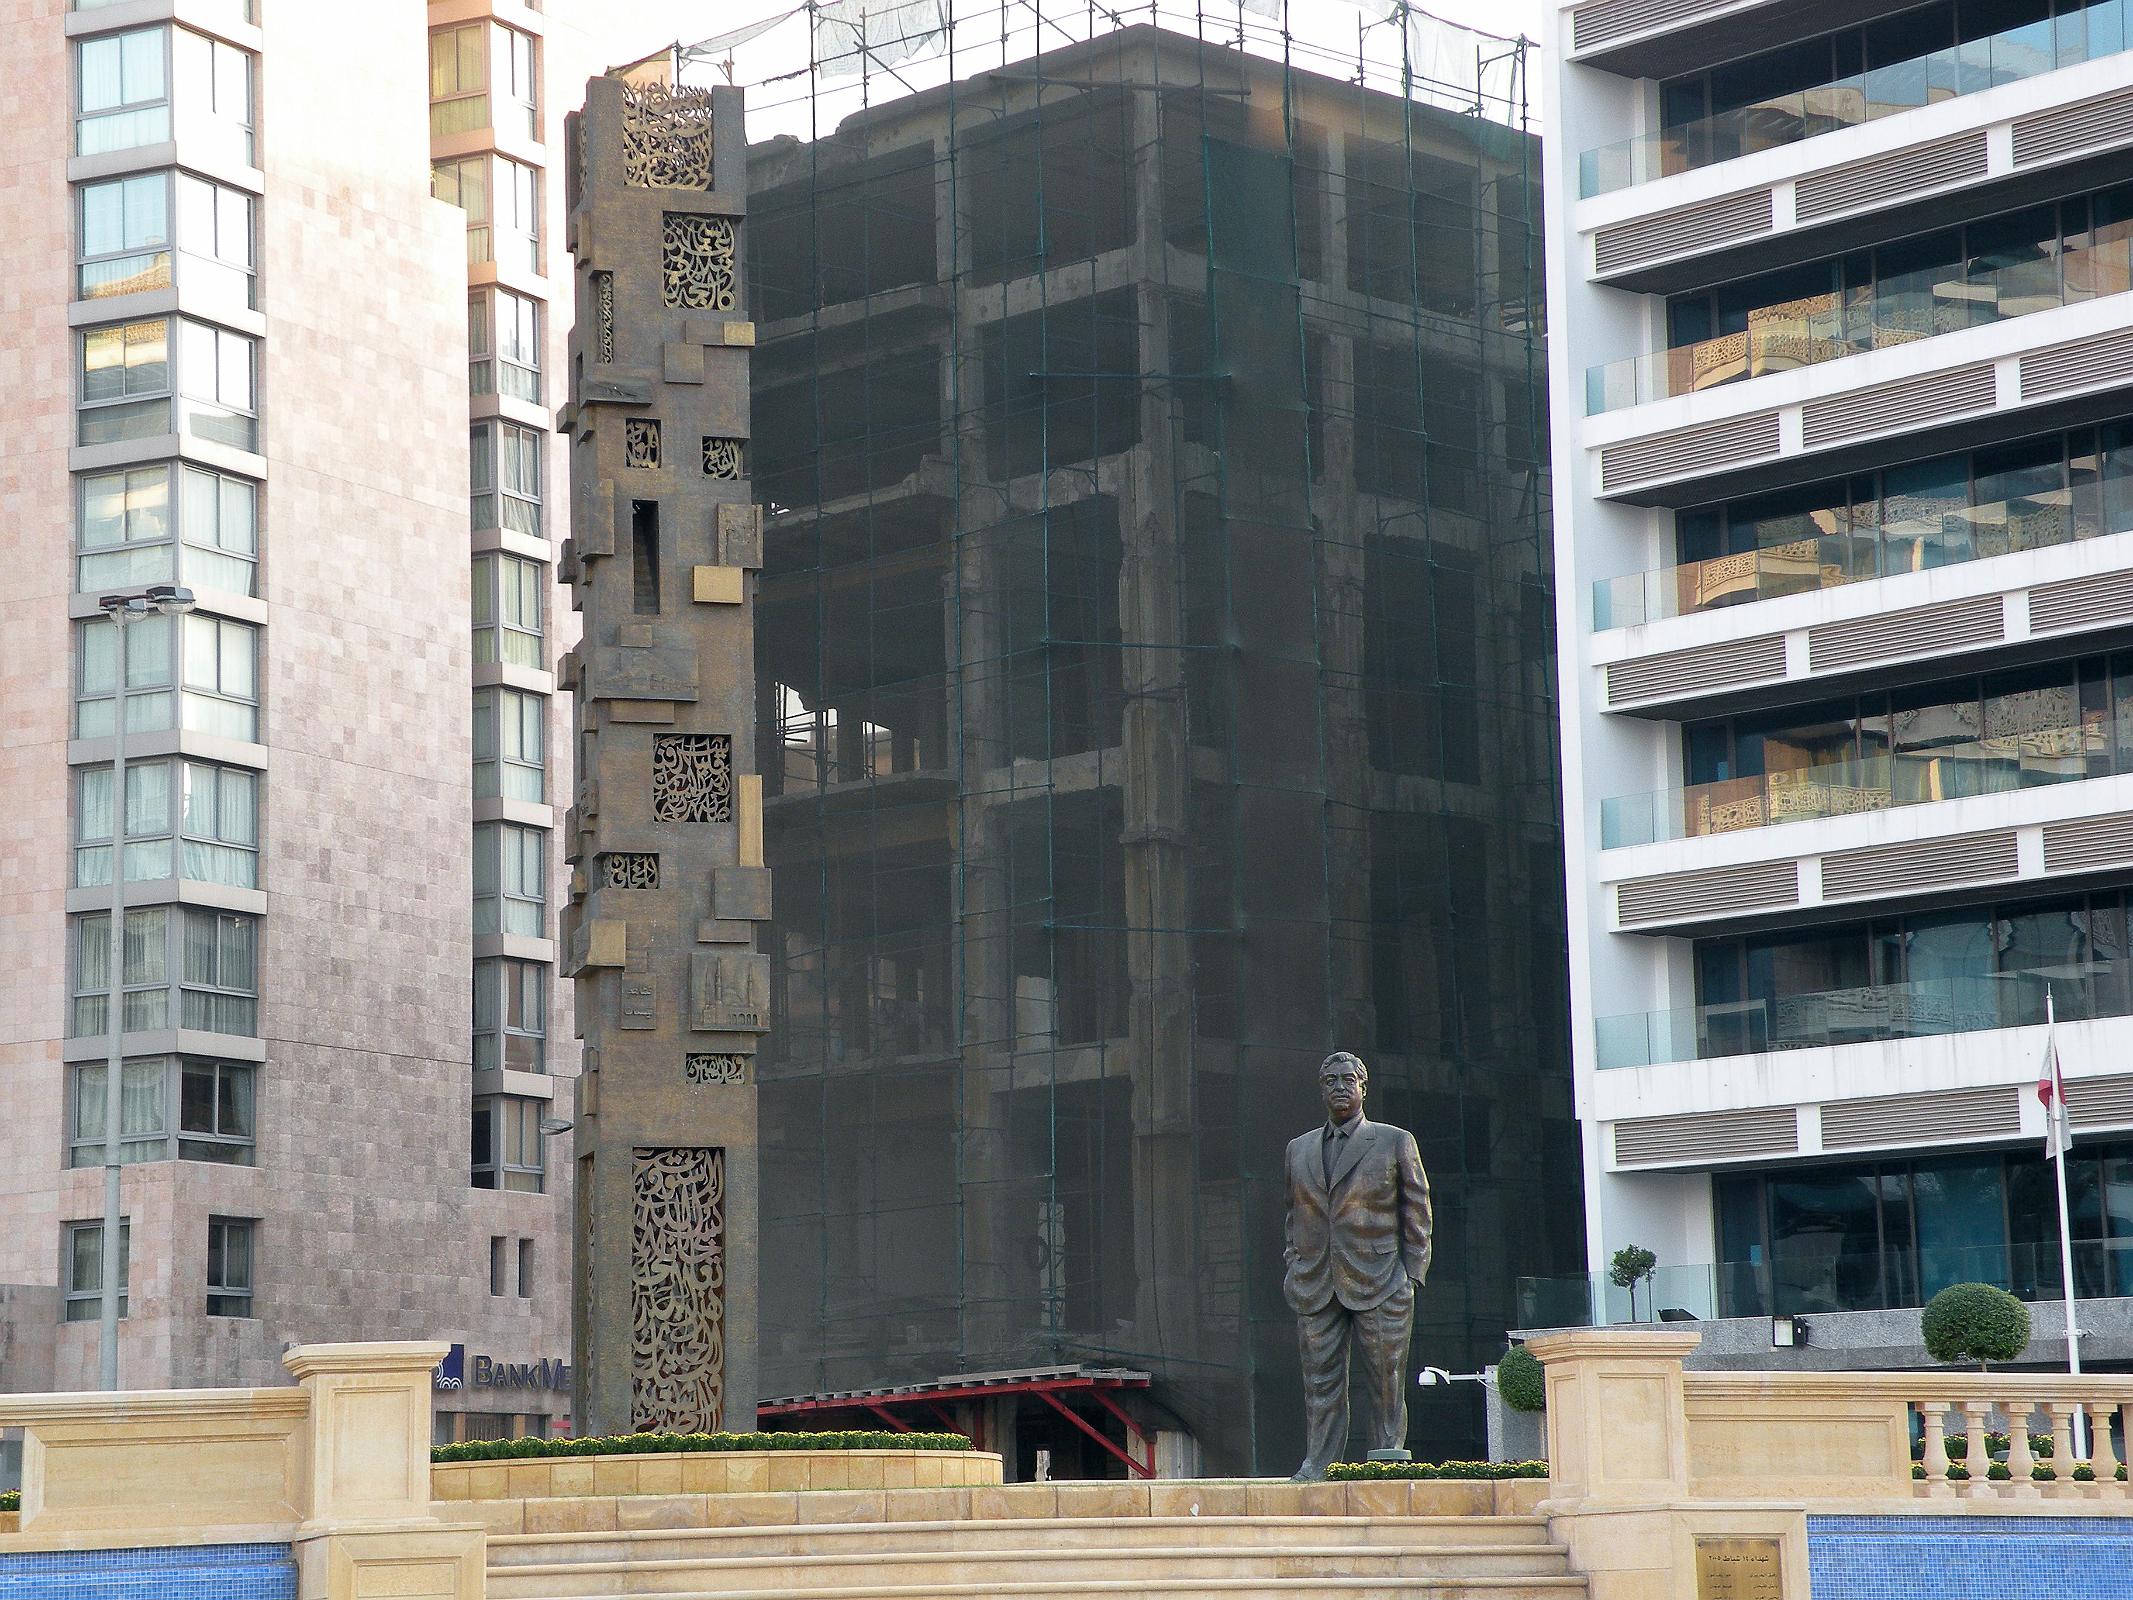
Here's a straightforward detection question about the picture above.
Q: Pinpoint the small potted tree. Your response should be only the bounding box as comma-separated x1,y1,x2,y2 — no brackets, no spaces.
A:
1610,1244,1658,1323
1921,1282,2031,1371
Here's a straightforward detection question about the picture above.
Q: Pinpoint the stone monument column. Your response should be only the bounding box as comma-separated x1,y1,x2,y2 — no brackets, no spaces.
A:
560,75,765,1438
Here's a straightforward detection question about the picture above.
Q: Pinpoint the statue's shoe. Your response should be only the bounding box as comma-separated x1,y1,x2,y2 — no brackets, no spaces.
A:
1287,1463,1329,1483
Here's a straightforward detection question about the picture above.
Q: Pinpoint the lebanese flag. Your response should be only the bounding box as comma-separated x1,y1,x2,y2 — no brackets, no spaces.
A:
2039,1023,2072,1162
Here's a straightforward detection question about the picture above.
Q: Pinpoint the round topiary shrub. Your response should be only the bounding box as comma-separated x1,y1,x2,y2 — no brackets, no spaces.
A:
1921,1282,2031,1370
1497,1345,1546,1414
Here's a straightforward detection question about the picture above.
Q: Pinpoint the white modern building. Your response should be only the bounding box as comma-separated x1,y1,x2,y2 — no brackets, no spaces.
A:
1540,0,2133,1358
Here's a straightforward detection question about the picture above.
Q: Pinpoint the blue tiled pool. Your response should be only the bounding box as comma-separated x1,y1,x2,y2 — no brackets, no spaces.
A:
1810,1515,2133,1598
0,1542,295,1599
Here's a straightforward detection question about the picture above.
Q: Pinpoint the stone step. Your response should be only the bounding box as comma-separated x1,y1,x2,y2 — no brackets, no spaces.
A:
489,1516,1559,1566
496,1581,1585,1600
486,1542,1574,1597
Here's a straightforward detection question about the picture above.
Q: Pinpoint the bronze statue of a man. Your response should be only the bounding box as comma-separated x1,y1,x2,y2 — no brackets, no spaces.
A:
1282,1050,1433,1481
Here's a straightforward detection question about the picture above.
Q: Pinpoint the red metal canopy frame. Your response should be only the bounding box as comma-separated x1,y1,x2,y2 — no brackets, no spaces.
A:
760,1367,1157,1480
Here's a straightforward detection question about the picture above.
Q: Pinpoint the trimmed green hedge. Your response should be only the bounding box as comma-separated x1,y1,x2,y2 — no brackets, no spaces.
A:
1327,1460,1547,1481
432,1429,972,1464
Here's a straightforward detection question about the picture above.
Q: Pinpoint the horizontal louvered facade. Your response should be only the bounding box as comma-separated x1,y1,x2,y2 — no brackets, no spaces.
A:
1549,0,2133,1352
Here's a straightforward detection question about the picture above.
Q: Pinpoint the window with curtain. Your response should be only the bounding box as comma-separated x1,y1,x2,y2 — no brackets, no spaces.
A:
69,906,172,1036
78,172,171,299
473,686,546,801
428,22,488,136
474,822,546,938
501,424,542,533
180,761,259,886
76,463,173,589
69,1060,167,1165
75,463,255,595
496,289,541,401
178,612,258,740
432,156,491,264
471,1095,545,1191
69,1055,259,1166
71,907,257,1039
469,424,544,536
73,759,256,890
180,907,257,1034
472,553,545,667
79,319,172,444
76,28,169,154
178,464,258,593
474,957,547,1072
63,1220,129,1321
73,759,174,886
74,611,176,738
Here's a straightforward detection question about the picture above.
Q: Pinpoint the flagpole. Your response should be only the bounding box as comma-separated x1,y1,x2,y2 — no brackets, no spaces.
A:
2046,988,2086,1456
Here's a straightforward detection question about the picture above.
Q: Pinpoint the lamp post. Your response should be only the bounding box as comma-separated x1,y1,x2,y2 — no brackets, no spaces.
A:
94,583,193,1390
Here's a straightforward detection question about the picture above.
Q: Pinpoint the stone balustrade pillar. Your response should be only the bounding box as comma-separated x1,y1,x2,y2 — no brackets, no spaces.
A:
1527,1328,1701,1505
282,1342,483,1600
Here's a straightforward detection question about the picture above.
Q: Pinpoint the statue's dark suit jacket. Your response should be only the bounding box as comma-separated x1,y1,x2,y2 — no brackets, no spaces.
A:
1281,1117,1433,1314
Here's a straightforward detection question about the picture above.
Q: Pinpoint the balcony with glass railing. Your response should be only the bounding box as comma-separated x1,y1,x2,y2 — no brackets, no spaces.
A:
1587,231,2133,415
1601,736,2122,849
1592,488,2108,629
1578,4,2131,197
1595,963,2130,1069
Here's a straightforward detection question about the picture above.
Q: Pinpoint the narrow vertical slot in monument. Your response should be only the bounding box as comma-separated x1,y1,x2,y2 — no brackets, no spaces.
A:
559,71,764,1438
632,500,662,614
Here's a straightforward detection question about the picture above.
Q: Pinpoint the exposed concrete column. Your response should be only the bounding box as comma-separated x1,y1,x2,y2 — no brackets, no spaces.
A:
1316,331,1374,1050
944,102,1021,1357
1121,83,1200,1357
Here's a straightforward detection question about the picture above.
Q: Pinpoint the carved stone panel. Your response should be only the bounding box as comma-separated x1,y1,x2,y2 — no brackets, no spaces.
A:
629,1147,725,1432
594,272,616,362
691,949,770,1033
684,1053,750,1085
621,83,715,191
652,734,733,823
603,852,660,889
624,419,661,469
594,644,700,703
662,215,736,311
619,977,657,1029
702,437,743,479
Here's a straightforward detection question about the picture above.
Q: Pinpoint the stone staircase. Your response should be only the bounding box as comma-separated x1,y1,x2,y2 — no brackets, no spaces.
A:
482,1486,1584,1600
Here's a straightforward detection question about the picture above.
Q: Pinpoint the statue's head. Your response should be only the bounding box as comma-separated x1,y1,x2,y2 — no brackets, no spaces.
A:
1318,1052,1366,1122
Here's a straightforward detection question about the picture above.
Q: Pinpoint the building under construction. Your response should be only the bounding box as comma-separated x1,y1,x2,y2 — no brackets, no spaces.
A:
725,6,1574,1473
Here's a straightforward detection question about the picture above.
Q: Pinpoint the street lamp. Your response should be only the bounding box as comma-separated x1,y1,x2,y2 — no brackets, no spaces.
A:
94,583,193,1390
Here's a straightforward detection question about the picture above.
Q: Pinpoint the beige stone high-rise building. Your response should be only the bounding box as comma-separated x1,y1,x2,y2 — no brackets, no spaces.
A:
0,0,686,1439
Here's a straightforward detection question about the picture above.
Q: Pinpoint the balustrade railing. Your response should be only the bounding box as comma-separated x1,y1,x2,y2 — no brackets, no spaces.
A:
1911,1377,2133,1499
